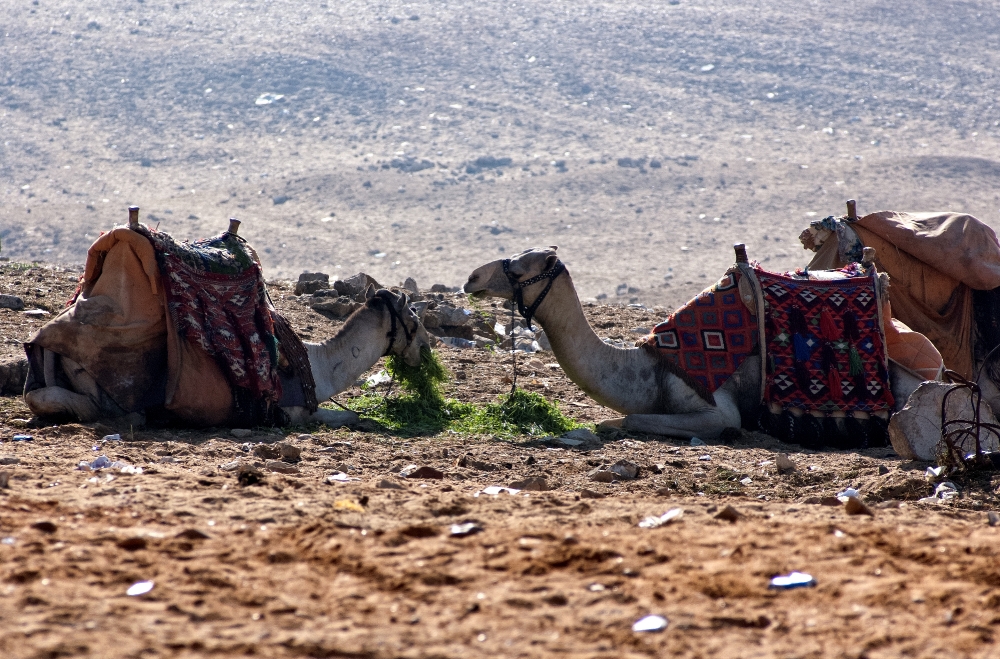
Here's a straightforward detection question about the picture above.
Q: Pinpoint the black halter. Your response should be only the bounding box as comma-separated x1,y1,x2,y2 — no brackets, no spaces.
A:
374,290,416,356
502,258,565,330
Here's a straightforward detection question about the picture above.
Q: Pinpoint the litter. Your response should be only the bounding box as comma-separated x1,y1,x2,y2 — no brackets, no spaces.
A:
438,336,477,349
632,614,669,632
769,571,816,589
12,435,32,442
102,434,121,442
926,466,943,477
255,93,284,105
365,370,393,387
1,537,14,545
324,472,357,483
450,522,483,537
638,508,683,528
836,488,860,501
740,477,753,485
126,580,155,596
918,481,959,503
76,455,143,474
698,454,711,461
474,486,521,497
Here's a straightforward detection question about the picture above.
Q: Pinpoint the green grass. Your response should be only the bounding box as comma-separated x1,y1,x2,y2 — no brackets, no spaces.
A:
350,349,581,438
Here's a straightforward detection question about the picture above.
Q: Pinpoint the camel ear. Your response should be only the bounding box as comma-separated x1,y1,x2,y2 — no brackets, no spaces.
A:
364,284,376,300
544,253,559,270
548,245,558,252
411,301,430,320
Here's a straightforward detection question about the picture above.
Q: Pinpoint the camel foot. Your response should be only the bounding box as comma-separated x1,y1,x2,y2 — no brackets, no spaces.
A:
597,417,625,431
24,386,100,422
283,406,359,428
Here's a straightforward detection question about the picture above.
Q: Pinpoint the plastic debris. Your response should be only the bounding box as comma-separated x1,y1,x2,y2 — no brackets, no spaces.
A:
690,437,706,446
126,581,155,596
918,481,959,504
102,434,122,442
926,466,943,477
1,537,14,545
76,455,143,474
769,571,816,589
836,488,860,502
450,522,483,537
740,477,753,485
475,485,521,497
12,435,32,442
632,614,669,632
438,336,477,349
698,454,711,461
365,370,393,387
324,472,357,483
638,508,684,528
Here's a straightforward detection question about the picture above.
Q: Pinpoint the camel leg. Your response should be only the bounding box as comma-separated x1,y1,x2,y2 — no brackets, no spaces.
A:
621,394,741,440
282,406,359,428
24,386,101,422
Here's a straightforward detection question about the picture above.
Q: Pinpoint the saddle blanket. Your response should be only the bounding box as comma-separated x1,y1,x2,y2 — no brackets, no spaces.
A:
137,227,282,405
644,271,758,394
758,265,894,414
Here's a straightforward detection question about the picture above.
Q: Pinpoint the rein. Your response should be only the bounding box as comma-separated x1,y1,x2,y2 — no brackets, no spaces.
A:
501,257,565,393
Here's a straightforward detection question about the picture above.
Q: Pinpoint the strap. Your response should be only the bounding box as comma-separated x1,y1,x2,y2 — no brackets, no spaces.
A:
502,258,565,330
374,290,414,356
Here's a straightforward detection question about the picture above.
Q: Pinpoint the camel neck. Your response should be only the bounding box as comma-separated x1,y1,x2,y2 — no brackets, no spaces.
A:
530,270,662,414
305,308,389,402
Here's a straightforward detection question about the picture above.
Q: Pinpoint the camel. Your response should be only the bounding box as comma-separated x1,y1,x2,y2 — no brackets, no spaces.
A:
25,286,430,428
464,246,922,440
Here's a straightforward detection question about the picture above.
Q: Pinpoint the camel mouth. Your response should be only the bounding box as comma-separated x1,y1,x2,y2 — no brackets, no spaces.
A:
467,289,488,299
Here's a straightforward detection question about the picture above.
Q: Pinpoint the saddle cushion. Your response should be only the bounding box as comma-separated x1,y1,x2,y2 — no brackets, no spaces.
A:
758,265,895,414
644,271,758,394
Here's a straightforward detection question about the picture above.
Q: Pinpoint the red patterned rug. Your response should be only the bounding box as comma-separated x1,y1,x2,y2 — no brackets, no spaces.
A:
643,271,758,395
757,266,894,414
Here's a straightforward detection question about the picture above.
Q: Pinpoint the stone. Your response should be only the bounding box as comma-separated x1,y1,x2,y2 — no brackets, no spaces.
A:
31,521,57,533
231,428,252,438
377,479,406,490
430,283,452,293
0,457,19,465
454,454,496,471
508,476,551,491
335,272,381,299
989,511,1000,527
253,442,300,462
714,505,744,522
609,459,640,480
775,453,796,474
0,294,24,311
176,528,211,540
0,471,9,489
403,277,419,294
265,460,300,474
888,381,1000,461
236,464,264,486
588,469,614,483
424,304,473,328
399,465,444,479
844,496,874,517
311,297,361,319
294,272,329,296
561,428,599,444
579,488,606,499
0,358,29,396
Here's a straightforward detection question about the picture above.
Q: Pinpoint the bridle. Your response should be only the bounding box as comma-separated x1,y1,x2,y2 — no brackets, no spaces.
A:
502,258,565,330
374,290,417,356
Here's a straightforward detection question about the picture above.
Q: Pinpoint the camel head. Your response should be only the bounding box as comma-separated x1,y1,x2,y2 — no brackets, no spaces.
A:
365,287,431,367
464,246,560,302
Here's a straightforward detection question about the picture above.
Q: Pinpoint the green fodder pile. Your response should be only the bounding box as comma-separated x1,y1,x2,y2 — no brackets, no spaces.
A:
349,349,581,438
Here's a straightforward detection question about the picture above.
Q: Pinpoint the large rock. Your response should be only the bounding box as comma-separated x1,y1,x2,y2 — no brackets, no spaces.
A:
0,294,25,311
295,272,329,296
311,296,361,319
334,272,381,300
888,381,1000,461
0,358,29,396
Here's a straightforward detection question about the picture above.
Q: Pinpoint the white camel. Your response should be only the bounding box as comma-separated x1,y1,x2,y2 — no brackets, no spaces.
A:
25,286,429,428
464,247,922,440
